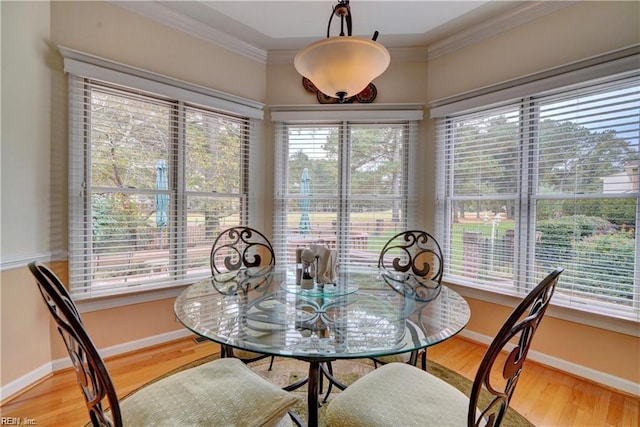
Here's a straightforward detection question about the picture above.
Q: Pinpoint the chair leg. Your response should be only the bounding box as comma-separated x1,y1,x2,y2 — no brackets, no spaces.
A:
408,350,418,367
322,362,333,403
288,411,304,427
268,356,275,371
421,349,427,371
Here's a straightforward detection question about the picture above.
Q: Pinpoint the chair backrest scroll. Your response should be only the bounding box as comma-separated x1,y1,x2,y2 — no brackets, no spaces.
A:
210,227,275,276
468,267,563,427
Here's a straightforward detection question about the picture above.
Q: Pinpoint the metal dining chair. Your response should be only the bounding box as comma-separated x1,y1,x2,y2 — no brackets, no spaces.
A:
373,229,444,370
28,261,298,427
326,267,564,427
210,226,277,369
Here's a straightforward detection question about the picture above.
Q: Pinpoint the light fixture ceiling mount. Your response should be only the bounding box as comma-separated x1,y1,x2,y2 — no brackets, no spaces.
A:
294,0,390,103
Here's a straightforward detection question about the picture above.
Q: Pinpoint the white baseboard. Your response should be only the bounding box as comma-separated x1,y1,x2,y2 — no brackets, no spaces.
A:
459,330,640,397
51,329,193,371
1,329,194,404
0,362,53,403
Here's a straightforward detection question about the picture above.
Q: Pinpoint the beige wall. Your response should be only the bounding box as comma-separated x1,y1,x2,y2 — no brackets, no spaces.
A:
51,1,266,102
1,0,639,395
0,267,52,388
465,297,639,384
1,0,53,389
55,299,182,358
1,0,51,258
266,60,429,106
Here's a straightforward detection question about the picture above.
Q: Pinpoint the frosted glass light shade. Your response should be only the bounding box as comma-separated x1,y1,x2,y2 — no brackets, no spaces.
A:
294,36,390,100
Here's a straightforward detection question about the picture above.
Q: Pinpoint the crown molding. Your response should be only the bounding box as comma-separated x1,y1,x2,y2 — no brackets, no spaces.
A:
112,1,577,66
427,1,578,61
111,1,268,64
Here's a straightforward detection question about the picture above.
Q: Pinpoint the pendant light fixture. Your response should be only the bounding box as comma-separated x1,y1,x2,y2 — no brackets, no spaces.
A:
294,0,390,103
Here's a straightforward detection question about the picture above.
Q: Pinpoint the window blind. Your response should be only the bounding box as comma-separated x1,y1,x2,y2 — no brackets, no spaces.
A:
68,76,252,298
273,117,419,269
435,70,640,322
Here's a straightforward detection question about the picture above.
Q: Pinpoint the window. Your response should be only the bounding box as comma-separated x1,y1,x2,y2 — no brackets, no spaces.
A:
435,62,639,322
63,48,262,298
273,109,421,267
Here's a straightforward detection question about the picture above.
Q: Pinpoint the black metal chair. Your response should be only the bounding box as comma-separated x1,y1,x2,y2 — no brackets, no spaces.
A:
326,267,564,427
28,261,298,427
373,229,444,370
210,226,276,369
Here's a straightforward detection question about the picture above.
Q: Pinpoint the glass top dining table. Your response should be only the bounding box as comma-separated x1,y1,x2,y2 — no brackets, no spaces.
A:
174,265,470,427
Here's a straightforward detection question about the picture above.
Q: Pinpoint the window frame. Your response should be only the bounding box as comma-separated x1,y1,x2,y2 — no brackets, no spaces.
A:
434,52,640,330
271,105,423,268
62,47,263,307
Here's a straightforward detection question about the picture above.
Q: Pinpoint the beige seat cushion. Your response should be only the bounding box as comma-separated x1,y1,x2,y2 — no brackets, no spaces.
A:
326,362,471,427
119,357,297,427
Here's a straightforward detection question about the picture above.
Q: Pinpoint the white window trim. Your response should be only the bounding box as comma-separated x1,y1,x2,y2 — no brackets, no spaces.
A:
272,107,423,267
59,46,264,119
270,103,424,122
75,284,190,313
433,46,640,332
430,45,639,118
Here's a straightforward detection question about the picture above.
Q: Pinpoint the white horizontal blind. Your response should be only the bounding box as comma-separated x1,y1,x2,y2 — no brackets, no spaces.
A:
273,120,418,268
435,71,640,321
531,76,639,319
68,76,250,298
436,102,523,292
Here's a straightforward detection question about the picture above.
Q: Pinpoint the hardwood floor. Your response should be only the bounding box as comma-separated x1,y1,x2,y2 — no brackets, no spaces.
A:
1,336,637,426
428,337,639,427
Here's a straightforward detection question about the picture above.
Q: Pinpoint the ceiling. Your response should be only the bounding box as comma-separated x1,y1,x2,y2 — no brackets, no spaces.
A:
114,1,572,62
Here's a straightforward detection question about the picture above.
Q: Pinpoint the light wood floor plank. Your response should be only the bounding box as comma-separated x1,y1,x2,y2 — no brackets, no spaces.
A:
427,336,638,427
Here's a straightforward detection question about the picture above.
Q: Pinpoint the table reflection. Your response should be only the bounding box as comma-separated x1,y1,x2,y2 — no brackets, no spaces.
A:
175,266,470,427
176,265,468,360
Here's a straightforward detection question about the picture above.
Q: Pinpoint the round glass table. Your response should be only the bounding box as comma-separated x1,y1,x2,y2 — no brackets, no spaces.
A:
174,266,470,427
